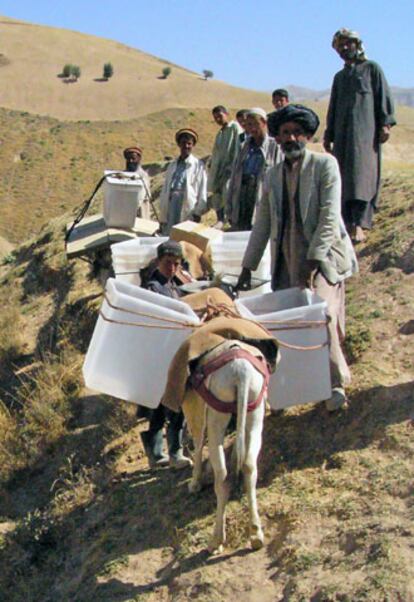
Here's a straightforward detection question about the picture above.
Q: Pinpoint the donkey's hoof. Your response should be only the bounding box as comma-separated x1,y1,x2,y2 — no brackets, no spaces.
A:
250,532,264,551
208,542,224,555
188,479,202,494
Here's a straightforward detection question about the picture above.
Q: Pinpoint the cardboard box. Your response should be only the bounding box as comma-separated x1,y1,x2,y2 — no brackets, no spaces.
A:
170,220,222,252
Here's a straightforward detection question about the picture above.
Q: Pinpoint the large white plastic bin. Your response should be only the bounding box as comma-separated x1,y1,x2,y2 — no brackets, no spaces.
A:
236,288,331,409
103,170,144,228
210,235,272,297
83,278,200,407
111,237,168,286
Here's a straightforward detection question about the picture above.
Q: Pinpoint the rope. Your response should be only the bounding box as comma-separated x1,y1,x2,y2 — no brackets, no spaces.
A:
65,172,120,245
103,293,196,327
99,311,195,330
99,294,328,351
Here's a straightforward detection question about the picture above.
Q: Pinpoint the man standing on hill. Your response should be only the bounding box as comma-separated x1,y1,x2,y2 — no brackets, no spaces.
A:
236,109,250,144
159,129,207,234
227,108,278,230
271,88,289,110
323,28,396,243
123,146,151,219
237,105,358,411
208,106,242,229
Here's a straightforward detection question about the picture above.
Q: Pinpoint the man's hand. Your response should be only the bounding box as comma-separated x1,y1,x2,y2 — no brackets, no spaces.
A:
236,267,252,291
379,125,391,144
302,260,319,290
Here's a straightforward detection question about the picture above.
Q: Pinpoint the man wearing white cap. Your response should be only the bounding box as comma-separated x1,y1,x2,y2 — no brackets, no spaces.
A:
227,108,278,230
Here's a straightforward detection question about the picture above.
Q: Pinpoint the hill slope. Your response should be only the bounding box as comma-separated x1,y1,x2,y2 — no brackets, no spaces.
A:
0,103,413,245
0,15,270,121
0,165,413,601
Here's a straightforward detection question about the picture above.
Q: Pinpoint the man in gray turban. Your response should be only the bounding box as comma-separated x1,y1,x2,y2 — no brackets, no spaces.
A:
324,29,396,243
237,104,358,411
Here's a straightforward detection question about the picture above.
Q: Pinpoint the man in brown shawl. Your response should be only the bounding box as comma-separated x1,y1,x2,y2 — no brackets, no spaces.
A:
323,29,396,243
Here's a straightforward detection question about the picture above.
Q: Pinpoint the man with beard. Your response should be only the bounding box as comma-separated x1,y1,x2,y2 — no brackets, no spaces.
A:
323,29,396,243
237,105,358,411
227,108,278,230
123,146,151,219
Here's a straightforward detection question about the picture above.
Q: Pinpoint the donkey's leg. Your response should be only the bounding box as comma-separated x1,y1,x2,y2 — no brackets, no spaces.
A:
207,409,231,554
183,391,206,494
244,399,265,550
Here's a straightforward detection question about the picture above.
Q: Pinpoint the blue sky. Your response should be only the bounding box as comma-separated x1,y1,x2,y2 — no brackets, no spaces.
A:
1,0,412,91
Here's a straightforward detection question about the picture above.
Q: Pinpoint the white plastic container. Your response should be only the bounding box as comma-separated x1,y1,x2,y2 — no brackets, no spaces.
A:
236,288,331,409
83,278,200,407
111,237,168,286
210,236,272,297
103,170,144,228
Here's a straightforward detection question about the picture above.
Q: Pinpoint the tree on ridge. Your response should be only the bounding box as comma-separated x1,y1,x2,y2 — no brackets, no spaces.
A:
103,62,114,80
162,66,171,79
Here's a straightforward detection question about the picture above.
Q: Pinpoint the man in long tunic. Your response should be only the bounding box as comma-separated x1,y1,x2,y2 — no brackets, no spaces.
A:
159,128,207,235
123,146,151,219
227,108,278,230
208,105,241,228
237,105,358,411
323,28,396,243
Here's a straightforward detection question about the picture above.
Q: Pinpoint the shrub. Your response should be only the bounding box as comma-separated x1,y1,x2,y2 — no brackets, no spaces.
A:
71,65,81,81
103,62,113,79
162,66,171,79
62,64,72,78
202,69,214,81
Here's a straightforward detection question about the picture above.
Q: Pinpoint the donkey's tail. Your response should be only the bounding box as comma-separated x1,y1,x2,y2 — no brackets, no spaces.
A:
235,361,250,476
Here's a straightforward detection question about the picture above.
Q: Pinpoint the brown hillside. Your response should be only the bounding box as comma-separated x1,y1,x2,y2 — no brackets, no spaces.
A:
0,103,413,245
0,15,271,121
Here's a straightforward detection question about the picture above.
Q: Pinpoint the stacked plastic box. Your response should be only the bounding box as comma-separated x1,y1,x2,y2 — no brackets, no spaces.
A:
111,237,168,286
209,231,272,296
83,278,200,407
111,229,271,293
103,170,145,228
236,287,331,409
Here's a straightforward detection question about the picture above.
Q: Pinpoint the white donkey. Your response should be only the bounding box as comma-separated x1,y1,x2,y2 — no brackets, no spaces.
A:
183,339,272,554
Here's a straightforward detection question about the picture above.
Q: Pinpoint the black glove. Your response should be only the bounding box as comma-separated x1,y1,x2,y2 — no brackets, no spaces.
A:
191,214,201,223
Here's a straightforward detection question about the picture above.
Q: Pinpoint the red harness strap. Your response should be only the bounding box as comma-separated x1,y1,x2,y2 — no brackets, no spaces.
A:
190,347,270,414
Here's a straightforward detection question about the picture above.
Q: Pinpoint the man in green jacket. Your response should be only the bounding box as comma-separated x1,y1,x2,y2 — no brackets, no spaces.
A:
208,105,241,229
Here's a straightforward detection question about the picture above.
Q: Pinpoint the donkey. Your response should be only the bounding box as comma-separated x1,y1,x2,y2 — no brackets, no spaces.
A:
183,339,273,554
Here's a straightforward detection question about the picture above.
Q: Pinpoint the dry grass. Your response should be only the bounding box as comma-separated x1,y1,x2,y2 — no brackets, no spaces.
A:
0,350,82,483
